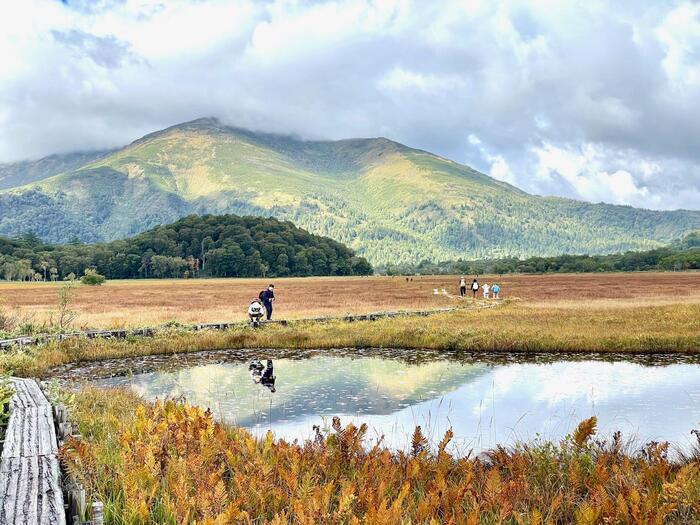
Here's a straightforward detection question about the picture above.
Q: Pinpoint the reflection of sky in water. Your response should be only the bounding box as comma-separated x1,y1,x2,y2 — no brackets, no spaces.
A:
93,358,700,454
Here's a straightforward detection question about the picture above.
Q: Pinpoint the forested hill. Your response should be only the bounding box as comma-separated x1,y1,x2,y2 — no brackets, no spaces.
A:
1,118,699,265
0,214,373,280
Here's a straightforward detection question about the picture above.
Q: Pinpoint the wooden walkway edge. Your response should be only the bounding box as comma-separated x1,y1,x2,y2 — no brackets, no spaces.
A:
0,378,65,525
0,302,500,351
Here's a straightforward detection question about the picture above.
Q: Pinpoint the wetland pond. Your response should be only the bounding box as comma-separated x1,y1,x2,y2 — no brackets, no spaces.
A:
78,349,700,454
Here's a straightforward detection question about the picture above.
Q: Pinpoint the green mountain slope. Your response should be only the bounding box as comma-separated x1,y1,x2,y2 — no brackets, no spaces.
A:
0,150,112,190
1,118,699,265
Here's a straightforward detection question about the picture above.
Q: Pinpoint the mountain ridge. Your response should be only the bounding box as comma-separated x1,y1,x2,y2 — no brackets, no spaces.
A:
0,118,698,265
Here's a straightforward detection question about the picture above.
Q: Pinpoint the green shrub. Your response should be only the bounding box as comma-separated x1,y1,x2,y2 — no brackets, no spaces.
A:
81,269,106,286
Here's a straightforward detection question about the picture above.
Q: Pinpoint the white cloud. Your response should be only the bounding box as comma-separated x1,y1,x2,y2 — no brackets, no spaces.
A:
0,0,698,211
533,142,650,204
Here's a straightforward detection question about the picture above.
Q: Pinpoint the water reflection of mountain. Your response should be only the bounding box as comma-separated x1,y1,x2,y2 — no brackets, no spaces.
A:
97,357,491,428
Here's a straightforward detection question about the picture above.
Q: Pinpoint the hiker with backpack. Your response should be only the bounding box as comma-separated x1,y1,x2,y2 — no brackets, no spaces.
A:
471,278,479,298
259,284,275,320
459,276,467,297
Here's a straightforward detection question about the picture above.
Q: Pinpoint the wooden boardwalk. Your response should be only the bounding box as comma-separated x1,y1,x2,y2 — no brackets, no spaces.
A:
0,378,65,525
0,302,499,351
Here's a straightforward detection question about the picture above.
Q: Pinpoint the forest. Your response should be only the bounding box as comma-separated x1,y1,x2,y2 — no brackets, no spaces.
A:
0,214,373,280
379,231,700,276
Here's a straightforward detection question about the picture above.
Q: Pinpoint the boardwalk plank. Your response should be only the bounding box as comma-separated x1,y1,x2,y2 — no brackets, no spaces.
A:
2,406,58,459
0,379,65,525
0,455,64,525
9,379,50,410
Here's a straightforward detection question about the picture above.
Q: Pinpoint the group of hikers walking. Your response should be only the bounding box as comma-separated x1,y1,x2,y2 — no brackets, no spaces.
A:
459,276,501,299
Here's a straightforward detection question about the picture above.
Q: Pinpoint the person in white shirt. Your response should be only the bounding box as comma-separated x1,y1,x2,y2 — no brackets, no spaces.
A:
459,277,467,297
248,298,264,327
482,282,490,299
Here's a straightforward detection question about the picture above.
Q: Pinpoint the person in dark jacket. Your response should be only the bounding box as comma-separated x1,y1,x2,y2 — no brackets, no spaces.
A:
260,284,275,320
471,278,479,298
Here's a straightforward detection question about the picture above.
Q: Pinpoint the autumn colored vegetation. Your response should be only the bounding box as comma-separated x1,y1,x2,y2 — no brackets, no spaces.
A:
60,388,700,524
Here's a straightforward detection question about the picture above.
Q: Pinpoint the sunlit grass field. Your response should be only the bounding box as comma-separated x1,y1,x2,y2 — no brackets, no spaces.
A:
1,272,699,330
1,273,698,377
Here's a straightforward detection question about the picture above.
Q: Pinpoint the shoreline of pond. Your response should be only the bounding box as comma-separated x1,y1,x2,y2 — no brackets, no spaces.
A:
49,345,700,382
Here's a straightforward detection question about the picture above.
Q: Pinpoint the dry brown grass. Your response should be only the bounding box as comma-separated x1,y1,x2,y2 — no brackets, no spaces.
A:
1,272,699,330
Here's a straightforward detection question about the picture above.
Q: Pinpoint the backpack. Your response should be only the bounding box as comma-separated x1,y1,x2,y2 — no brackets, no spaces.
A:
259,290,265,302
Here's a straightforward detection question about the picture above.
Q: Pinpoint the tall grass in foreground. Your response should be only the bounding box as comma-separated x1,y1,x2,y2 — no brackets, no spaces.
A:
61,388,700,525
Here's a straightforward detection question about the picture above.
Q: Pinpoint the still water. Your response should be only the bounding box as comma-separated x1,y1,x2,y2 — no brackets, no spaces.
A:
92,354,700,454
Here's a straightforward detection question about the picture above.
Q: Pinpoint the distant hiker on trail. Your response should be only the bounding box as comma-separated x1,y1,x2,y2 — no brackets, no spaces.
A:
259,284,275,320
248,298,264,327
459,277,467,297
492,283,501,299
471,279,479,298
482,282,490,299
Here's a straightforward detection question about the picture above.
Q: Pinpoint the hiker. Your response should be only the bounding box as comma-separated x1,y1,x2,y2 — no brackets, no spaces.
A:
248,298,264,327
482,282,490,299
471,278,479,298
459,277,467,297
492,283,501,299
260,359,276,392
259,284,275,321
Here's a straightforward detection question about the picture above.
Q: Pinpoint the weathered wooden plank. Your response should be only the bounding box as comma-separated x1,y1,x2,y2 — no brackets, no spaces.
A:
0,379,65,525
8,379,50,410
2,406,58,459
0,455,65,525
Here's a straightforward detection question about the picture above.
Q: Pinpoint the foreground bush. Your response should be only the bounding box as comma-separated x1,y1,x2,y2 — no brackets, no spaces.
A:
60,388,700,524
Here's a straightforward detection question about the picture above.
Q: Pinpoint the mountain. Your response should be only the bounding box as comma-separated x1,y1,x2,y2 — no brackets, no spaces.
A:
0,149,113,190
1,118,699,265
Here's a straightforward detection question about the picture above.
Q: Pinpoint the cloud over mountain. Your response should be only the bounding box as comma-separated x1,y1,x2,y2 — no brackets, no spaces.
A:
1,0,699,210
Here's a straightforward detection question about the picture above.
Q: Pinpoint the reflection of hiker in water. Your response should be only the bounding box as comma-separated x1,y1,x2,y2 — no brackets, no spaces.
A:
249,359,276,392
260,360,276,392
249,359,264,382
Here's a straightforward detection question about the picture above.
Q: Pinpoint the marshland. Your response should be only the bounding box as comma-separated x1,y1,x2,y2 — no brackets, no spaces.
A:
2,271,700,523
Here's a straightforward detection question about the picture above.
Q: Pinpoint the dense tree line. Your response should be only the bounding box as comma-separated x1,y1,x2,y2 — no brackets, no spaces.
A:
0,215,373,281
378,231,700,276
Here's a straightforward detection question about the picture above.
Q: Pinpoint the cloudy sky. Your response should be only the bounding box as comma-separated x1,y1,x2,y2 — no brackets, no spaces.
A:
1,0,699,210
